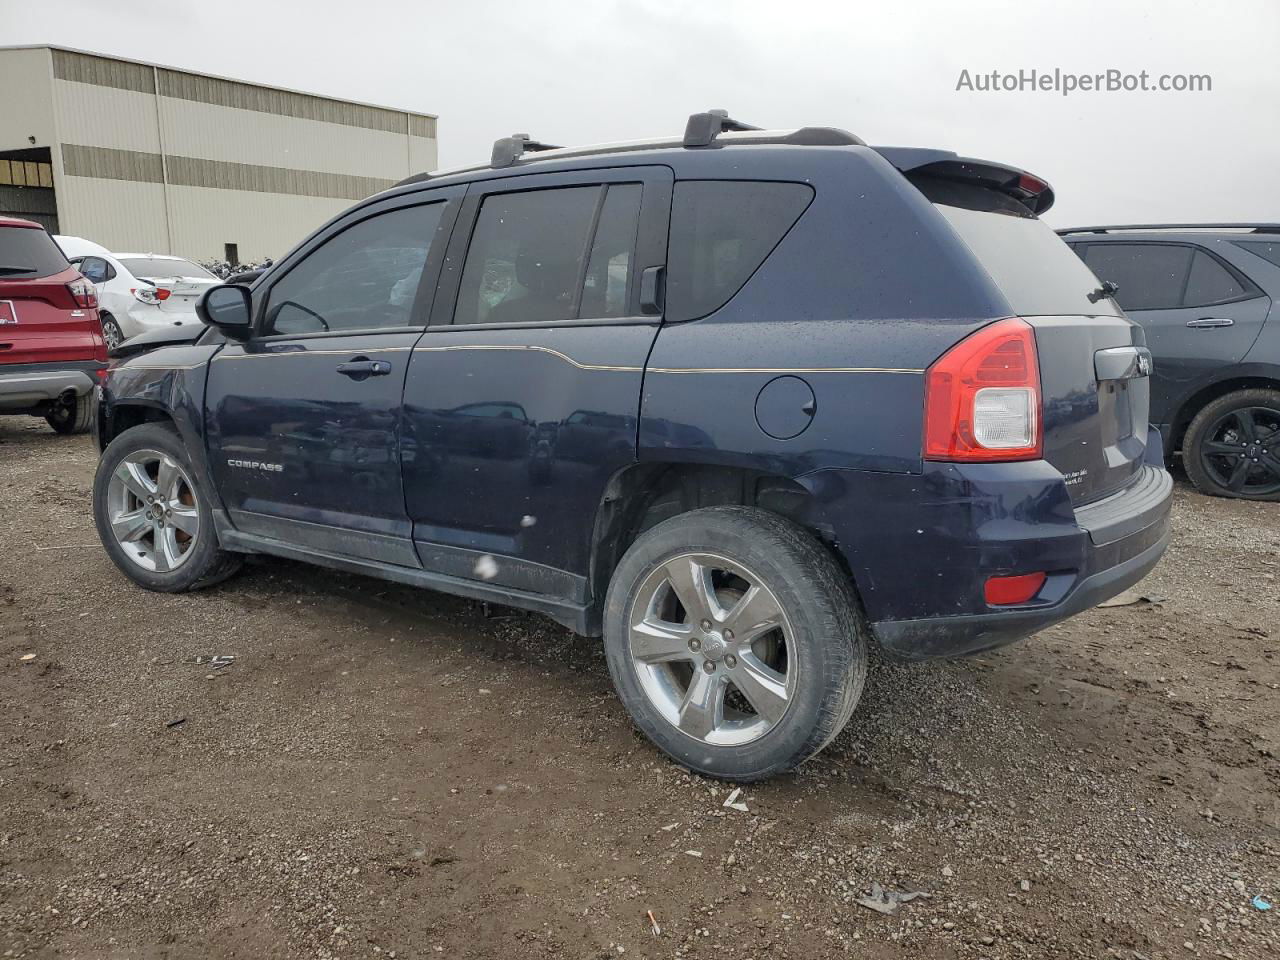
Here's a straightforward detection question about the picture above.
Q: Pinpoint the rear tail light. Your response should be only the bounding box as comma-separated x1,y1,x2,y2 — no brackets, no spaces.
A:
924,317,1042,462
132,286,171,304
984,572,1047,606
67,278,98,309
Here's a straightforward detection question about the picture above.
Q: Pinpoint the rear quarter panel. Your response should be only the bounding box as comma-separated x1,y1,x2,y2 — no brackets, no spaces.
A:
640,147,1012,478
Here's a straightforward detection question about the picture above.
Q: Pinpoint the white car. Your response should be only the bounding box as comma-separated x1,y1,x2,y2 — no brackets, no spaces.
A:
54,236,219,349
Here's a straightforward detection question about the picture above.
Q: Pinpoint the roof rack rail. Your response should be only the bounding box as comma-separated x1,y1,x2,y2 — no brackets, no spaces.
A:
683,109,762,147
491,133,563,169
1057,223,1280,235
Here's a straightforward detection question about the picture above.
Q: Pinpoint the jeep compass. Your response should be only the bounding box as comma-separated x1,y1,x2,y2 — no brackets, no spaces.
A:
90,111,1172,780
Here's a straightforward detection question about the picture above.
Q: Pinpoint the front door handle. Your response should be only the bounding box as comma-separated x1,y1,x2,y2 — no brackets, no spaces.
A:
1186,317,1234,328
336,357,392,380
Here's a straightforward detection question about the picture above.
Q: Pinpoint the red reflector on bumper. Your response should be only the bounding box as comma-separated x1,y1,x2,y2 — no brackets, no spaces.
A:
984,572,1047,606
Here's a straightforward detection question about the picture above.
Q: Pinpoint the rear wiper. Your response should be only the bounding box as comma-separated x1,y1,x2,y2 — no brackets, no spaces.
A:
1087,279,1120,304
0,265,35,275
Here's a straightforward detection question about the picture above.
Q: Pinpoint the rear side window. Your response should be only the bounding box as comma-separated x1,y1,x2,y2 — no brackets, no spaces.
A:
665,181,813,322
0,225,70,279
918,177,1121,317
1083,244,1192,310
1183,250,1247,306
454,183,643,326
1235,240,1280,268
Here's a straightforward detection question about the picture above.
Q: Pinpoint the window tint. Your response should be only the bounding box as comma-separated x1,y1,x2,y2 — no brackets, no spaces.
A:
1084,243,1192,311
666,181,813,322
1184,250,1247,306
263,203,443,335
920,178,1122,317
120,257,213,280
0,225,70,279
581,184,642,318
455,184,642,325
1237,240,1280,268
79,256,112,283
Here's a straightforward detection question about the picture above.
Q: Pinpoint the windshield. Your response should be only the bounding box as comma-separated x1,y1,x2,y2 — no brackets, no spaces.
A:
915,177,1123,318
0,226,71,279
120,257,214,280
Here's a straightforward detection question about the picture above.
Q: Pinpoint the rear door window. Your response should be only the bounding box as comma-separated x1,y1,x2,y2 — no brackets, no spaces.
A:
454,183,643,325
0,226,71,279
665,181,813,322
1082,243,1192,311
78,256,113,283
1081,243,1257,311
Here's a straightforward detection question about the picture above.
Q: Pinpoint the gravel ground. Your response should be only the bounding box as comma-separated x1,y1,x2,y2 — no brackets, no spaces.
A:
1,419,1276,959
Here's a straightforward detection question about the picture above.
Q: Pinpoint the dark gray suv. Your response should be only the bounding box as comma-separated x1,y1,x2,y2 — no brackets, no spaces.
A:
1060,225,1280,500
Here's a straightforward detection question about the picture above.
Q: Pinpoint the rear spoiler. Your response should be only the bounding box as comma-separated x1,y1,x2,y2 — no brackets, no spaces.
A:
873,146,1055,215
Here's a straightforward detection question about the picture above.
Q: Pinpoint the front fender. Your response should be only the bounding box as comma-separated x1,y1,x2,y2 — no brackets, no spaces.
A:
102,343,225,513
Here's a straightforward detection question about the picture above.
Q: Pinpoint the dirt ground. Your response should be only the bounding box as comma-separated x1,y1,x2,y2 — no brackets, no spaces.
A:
1,418,1276,960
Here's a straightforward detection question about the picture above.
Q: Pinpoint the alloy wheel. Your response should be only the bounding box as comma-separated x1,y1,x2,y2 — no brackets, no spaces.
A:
1198,406,1280,497
627,553,795,747
102,319,122,350
105,449,201,572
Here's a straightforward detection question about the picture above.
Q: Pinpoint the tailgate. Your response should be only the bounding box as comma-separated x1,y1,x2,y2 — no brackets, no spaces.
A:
0,273,99,365
1028,315,1151,503
153,278,216,316
911,173,1150,504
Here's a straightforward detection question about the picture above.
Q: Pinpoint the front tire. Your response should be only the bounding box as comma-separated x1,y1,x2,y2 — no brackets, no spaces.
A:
93,422,243,591
45,391,94,434
603,506,867,781
101,314,124,351
1184,389,1280,501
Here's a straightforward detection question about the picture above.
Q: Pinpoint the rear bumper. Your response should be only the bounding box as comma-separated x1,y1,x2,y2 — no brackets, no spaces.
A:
801,430,1173,660
118,303,198,339
0,362,101,411
872,511,1169,658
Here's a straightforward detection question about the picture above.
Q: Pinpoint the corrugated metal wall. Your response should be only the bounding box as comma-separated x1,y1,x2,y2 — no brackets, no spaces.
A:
11,47,439,261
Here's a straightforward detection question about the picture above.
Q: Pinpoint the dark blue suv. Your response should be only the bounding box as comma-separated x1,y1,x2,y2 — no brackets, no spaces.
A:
91,111,1172,781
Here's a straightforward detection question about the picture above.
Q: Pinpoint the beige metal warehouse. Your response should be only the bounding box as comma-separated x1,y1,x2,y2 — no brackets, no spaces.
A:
0,45,438,263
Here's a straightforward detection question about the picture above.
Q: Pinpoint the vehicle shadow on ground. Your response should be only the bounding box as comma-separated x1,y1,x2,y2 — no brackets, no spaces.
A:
222,552,1054,795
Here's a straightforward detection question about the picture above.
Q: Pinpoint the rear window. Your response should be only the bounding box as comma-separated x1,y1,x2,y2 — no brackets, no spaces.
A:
120,257,214,279
916,177,1122,317
666,180,813,322
0,225,71,279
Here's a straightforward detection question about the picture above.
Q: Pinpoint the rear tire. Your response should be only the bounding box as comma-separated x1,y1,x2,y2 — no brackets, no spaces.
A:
603,506,867,781
1183,389,1280,501
93,422,243,591
101,314,124,351
45,391,94,435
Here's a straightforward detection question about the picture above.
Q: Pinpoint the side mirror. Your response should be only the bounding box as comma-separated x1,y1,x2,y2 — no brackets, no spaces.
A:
197,284,252,340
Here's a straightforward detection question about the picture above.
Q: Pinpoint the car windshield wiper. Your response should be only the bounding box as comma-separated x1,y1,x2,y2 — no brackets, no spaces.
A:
0,265,36,275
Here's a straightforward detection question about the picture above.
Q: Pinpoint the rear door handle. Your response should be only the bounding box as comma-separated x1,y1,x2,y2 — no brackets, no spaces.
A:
1186,317,1234,328
336,358,392,379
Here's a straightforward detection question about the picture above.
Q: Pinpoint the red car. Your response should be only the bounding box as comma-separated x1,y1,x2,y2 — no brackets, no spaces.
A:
0,216,107,434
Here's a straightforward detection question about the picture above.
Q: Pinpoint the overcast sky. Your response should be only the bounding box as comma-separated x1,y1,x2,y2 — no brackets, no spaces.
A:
7,0,1279,226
